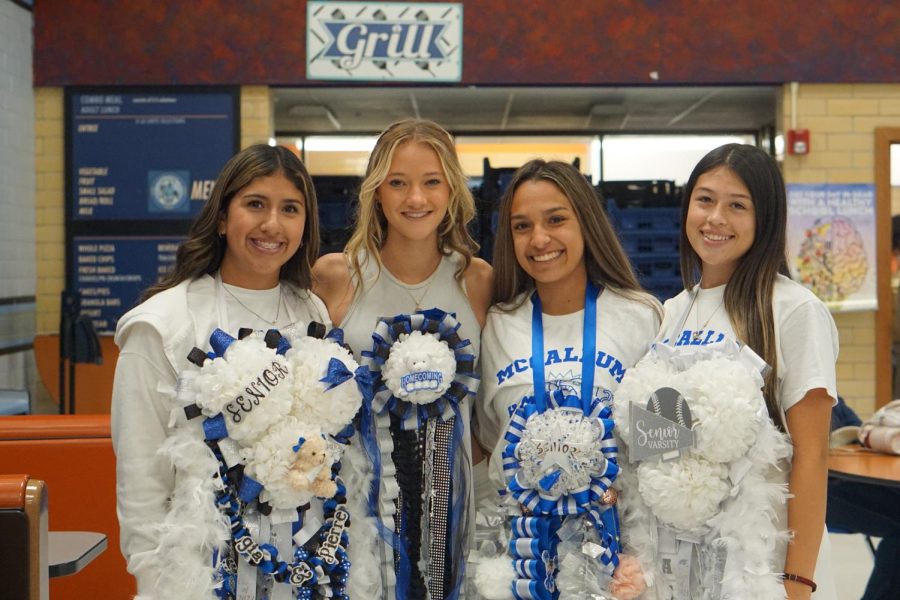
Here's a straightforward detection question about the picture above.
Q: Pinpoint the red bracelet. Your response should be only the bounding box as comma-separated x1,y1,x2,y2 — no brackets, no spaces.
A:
782,573,817,592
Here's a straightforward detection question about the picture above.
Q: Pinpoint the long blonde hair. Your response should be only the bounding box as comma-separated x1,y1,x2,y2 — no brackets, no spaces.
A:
493,160,656,313
344,119,477,284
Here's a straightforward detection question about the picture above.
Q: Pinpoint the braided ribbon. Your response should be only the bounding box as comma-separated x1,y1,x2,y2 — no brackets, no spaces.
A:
500,284,623,599
358,308,478,600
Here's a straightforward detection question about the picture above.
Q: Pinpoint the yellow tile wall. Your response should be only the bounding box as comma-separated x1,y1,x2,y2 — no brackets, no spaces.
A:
240,85,274,149
782,83,900,417
35,87,64,333
33,85,276,333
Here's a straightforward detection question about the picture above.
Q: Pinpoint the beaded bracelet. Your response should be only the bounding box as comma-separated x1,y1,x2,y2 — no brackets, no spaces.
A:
782,572,817,592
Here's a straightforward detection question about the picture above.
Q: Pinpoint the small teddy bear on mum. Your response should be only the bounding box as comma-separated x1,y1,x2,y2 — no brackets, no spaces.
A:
288,435,337,499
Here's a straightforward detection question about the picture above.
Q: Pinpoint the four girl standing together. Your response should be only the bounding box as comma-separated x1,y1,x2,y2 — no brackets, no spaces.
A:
113,119,838,599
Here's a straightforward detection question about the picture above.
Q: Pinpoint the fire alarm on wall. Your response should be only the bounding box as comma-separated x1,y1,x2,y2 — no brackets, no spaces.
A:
787,129,810,155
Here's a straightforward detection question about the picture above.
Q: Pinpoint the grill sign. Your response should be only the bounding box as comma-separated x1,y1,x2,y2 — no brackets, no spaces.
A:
308,2,462,81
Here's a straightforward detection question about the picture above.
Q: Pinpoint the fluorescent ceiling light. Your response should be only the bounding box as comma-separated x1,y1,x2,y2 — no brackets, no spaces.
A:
303,136,378,152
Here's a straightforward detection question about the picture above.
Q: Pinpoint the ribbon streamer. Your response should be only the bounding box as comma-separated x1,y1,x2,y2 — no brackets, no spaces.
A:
359,308,478,600
500,283,622,599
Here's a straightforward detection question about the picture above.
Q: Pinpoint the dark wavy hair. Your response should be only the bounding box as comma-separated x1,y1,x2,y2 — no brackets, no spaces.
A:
143,144,320,300
492,159,655,312
680,143,790,430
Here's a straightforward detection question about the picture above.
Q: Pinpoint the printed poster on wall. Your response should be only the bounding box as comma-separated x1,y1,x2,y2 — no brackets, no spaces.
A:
73,236,184,335
786,183,876,312
307,1,462,81
70,91,236,220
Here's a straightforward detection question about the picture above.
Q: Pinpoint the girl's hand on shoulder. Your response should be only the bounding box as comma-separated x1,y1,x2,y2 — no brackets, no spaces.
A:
312,253,353,326
464,258,494,328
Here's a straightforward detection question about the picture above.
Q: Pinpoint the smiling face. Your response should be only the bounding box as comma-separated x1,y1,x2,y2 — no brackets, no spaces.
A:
377,141,450,246
217,171,306,289
685,166,756,287
510,179,587,294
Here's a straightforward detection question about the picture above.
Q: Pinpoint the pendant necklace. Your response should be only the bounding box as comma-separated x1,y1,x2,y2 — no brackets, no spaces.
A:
689,287,724,342
399,263,439,311
404,278,435,311
223,283,283,325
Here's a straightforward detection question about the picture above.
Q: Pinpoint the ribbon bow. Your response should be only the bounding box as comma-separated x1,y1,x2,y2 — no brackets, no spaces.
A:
320,357,354,390
353,365,374,402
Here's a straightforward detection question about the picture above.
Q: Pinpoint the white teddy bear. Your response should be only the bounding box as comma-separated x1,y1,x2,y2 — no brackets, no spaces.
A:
382,330,455,405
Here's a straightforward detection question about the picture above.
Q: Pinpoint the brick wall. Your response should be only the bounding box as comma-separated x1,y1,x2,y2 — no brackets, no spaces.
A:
34,87,63,334
240,86,273,150
781,83,900,417
0,1,36,392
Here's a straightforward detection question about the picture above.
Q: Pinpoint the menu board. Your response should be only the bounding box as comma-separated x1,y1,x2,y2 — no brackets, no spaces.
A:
66,88,238,334
70,90,236,220
73,236,185,334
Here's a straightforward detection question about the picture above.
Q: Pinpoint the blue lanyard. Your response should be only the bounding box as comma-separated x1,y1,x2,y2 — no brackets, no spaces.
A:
530,281,599,413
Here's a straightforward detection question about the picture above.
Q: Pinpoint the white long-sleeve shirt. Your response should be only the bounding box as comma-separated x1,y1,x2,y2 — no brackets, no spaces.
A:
111,274,328,593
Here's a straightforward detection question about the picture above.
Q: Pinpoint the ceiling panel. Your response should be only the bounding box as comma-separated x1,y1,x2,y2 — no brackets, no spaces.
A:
273,86,777,134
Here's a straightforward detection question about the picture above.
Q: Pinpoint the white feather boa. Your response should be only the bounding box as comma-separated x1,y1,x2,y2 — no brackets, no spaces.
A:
614,341,791,599
140,327,373,599
146,397,230,600
341,438,383,599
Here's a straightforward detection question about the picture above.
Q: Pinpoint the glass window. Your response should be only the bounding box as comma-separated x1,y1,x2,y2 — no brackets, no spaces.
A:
601,134,755,184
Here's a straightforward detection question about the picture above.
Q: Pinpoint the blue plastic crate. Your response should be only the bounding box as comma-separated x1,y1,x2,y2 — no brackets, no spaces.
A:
313,176,361,202
631,254,681,279
643,277,684,302
318,201,352,229
608,200,680,232
619,230,680,255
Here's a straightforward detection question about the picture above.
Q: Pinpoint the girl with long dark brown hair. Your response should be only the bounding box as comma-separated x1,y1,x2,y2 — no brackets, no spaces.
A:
473,159,660,598
112,145,328,598
660,143,838,599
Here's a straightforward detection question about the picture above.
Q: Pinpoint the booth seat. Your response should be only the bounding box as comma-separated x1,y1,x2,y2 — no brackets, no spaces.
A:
0,474,48,600
0,415,135,599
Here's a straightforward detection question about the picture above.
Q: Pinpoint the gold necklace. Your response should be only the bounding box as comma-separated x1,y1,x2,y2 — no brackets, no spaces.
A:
690,289,724,342
403,274,437,311
223,284,283,325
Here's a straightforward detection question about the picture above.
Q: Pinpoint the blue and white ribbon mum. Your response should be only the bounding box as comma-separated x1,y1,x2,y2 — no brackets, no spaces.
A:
362,308,478,429
502,390,622,575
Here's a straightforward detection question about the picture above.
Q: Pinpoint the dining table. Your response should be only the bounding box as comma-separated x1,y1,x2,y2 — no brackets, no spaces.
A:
828,443,900,488
48,530,107,577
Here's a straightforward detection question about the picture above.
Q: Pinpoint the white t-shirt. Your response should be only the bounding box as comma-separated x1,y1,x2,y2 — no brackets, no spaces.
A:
658,274,839,599
476,287,661,487
659,274,838,415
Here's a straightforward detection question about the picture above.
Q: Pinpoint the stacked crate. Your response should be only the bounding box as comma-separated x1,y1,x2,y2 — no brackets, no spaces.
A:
475,159,518,261
312,175,361,255
601,181,683,301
